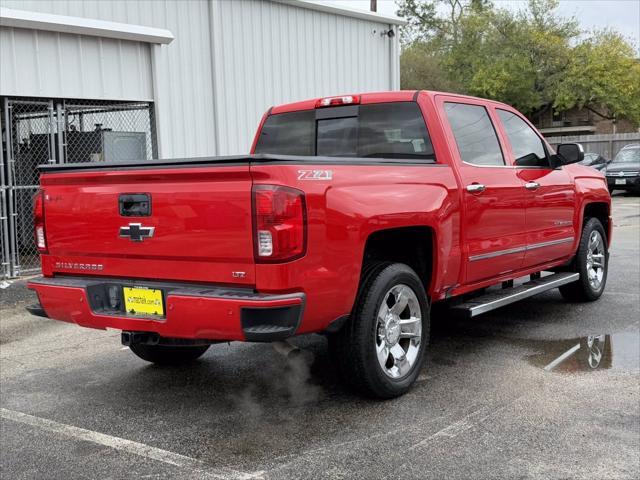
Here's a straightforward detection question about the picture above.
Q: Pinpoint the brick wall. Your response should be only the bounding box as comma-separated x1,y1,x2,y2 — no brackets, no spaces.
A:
533,107,637,134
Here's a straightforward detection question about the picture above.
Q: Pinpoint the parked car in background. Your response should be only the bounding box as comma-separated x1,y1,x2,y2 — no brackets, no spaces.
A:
580,152,609,171
606,144,640,194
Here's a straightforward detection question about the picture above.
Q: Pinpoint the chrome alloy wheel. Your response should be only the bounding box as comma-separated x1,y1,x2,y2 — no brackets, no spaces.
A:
375,284,422,379
586,230,606,291
586,335,606,369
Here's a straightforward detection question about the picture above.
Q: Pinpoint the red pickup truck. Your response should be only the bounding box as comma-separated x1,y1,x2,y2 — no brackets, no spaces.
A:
28,91,611,398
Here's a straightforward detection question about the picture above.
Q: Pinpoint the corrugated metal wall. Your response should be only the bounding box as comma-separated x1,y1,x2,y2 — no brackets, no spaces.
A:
0,27,153,101
211,0,396,154
0,0,399,156
1,0,217,159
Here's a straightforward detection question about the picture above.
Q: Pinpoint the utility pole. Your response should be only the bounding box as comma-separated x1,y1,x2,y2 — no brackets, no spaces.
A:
370,0,377,12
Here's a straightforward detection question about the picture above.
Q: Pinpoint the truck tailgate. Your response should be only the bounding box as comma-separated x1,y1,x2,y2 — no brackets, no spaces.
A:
40,164,255,285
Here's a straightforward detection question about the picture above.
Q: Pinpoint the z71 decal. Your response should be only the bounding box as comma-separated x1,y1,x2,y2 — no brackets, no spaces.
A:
297,169,333,181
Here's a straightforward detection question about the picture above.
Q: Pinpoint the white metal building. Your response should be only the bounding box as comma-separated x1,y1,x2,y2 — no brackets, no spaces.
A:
1,0,402,156
0,0,403,278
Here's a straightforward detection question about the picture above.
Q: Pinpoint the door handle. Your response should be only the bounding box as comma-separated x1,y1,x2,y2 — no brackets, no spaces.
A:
119,193,151,216
524,182,540,191
466,183,486,194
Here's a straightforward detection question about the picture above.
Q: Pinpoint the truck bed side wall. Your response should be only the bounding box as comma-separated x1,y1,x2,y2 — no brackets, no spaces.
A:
250,163,461,334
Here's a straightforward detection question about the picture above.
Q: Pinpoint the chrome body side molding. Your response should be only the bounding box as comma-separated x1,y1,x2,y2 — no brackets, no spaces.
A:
469,237,574,262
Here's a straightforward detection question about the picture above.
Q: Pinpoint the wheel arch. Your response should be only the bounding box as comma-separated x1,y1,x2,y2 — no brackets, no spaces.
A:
582,201,611,246
359,226,436,296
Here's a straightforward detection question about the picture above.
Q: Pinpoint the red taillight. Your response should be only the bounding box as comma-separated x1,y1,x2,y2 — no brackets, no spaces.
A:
33,189,47,253
252,185,306,263
315,95,360,108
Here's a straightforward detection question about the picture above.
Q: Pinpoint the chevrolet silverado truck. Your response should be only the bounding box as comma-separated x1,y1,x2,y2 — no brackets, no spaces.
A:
28,91,611,398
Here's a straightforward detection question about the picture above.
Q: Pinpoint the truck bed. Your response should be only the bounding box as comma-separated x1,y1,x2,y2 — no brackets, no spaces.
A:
38,153,437,173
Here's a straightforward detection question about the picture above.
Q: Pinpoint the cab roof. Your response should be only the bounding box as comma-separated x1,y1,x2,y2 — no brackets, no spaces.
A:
268,90,513,115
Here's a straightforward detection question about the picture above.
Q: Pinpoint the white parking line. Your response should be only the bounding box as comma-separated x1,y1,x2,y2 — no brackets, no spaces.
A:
408,396,525,452
1,408,263,480
543,344,581,371
408,405,501,450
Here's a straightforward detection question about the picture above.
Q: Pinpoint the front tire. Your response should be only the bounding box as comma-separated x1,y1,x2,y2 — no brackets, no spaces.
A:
559,217,608,302
129,344,210,365
330,262,429,399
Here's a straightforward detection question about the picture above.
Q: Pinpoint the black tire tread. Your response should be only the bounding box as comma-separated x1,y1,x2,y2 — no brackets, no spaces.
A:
559,217,608,302
328,261,391,379
330,262,429,398
337,261,392,395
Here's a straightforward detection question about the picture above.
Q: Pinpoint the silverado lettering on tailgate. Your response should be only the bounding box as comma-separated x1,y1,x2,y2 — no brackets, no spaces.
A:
55,262,104,271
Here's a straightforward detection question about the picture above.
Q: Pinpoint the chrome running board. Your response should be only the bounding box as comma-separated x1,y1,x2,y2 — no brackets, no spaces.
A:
451,272,579,318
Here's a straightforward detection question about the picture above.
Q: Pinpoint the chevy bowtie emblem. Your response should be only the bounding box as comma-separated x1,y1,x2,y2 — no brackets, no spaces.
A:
119,223,155,242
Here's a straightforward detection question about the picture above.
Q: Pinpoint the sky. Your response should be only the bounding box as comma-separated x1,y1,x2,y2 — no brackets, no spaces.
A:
320,0,640,50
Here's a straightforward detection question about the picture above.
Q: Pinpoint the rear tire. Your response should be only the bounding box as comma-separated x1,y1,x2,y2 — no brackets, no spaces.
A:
559,217,608,302
129,344,210,365
329,262,429,399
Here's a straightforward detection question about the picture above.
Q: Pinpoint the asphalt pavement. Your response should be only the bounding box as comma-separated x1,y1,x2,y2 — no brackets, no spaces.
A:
1,194,639,479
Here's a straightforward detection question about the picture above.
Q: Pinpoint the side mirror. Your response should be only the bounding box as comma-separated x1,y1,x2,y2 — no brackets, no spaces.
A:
555,143,584,166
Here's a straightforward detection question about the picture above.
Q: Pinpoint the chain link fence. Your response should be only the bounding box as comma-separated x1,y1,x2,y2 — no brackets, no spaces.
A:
1,97,156,278
1,99,52,278
64,101,156,163
1,136,10,279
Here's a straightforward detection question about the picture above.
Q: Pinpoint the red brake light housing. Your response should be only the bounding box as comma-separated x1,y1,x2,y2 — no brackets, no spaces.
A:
315,95,360,108
33,189,47,253
252,185,306,263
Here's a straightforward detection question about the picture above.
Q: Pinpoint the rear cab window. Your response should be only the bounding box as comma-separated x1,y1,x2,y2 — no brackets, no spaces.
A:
255,102,435,162
255,110,315,156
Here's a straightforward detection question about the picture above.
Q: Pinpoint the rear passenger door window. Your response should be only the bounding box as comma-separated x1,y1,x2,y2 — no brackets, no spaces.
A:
496,109,548,167
444,103,505,166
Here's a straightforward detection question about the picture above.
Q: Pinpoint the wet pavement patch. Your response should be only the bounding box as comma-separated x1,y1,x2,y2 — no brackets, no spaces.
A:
523,331,640,373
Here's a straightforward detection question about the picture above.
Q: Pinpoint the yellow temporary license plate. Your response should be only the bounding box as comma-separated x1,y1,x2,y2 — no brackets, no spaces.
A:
123,287,164,317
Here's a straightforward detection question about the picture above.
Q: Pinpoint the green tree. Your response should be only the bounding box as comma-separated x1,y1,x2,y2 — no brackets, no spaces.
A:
462,0,579,115
400,42,461,91
397,0,640,126
554,30,640,125
396,0,441,44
